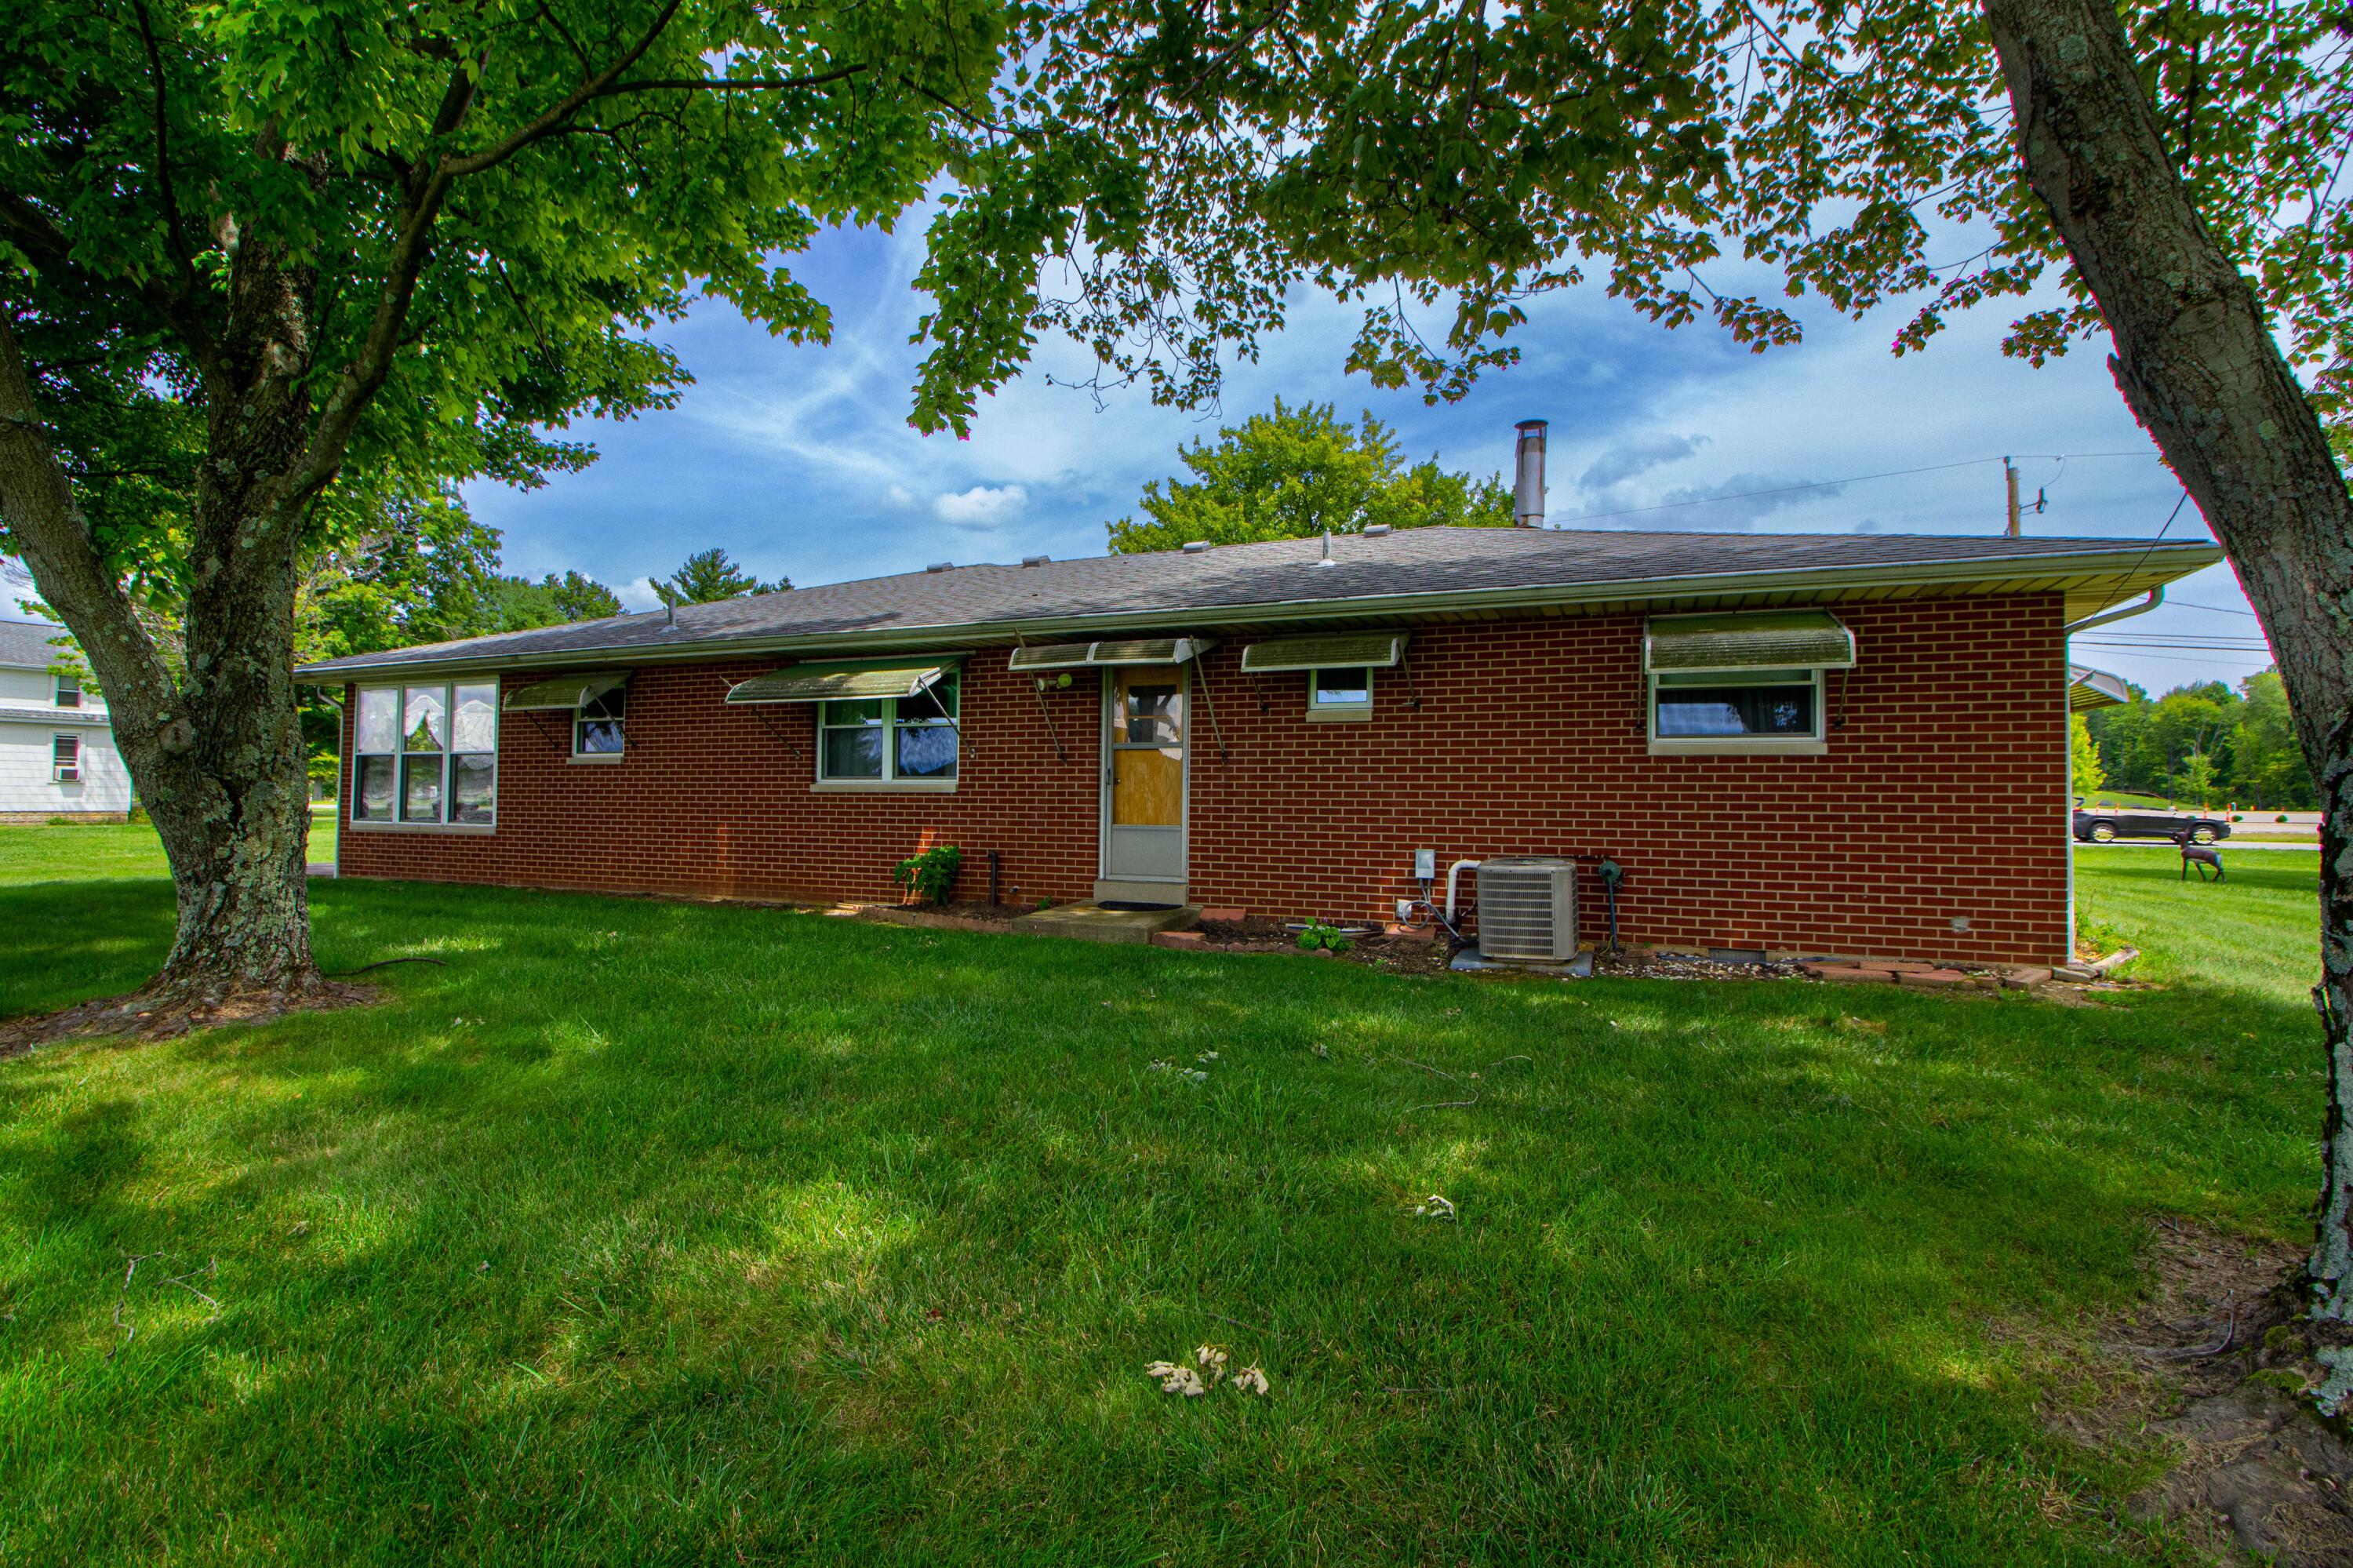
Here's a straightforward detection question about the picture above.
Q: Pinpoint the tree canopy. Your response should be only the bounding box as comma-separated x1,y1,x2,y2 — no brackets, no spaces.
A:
910,0,2350,451
2085,670,2316,808
1107,400,1511,553
0,0,1017,1008
659,548,788,604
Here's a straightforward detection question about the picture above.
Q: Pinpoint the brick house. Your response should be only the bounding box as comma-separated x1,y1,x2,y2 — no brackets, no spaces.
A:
297,524,2217,966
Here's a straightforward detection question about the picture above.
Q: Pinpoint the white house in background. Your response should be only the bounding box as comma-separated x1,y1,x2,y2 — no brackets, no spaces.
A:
0,620,133,820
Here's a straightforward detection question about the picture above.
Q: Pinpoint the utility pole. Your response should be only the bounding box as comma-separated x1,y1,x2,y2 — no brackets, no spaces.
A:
2004,457,2021,537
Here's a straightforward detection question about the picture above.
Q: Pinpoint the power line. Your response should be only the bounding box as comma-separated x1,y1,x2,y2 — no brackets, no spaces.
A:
2166,598,2262,619
2079,649,2275,668
1560,458,1993,522
2002,450,2158,460
1559,449,2172,526
2078,642,2273,653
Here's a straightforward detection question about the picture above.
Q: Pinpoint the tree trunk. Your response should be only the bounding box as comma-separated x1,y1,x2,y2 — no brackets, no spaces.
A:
0,237,331,1017
1979,0,2353,1326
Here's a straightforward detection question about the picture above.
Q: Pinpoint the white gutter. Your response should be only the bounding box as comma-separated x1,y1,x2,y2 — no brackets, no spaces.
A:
2062,586,2163,634
297,542,2224,685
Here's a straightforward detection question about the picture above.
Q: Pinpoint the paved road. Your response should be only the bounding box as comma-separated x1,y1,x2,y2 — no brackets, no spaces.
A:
2075,839,2318,853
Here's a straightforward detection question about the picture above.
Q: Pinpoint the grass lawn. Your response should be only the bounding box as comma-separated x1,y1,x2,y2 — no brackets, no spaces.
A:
0,824,2326,1565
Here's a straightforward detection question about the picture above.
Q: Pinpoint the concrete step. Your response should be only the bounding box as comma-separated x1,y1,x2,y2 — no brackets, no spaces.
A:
1011,902,1199,945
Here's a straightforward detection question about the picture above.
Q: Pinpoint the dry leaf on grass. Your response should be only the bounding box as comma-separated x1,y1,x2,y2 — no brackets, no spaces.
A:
1145,1360,1207,1396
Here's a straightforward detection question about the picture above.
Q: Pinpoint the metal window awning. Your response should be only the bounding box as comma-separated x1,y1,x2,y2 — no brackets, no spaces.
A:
503,671,628,711
2068,662,2133,711
1644,611,1856,674
726,659,960,705
1007,636,1216,671
1240,632,1408,673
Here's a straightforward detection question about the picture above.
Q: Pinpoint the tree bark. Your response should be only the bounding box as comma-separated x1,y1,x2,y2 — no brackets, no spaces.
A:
0,237,328,1014
1980,0,2353,1323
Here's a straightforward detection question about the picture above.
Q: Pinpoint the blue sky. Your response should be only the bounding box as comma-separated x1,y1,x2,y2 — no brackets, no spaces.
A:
466,216,2267,697
4,215,2275,697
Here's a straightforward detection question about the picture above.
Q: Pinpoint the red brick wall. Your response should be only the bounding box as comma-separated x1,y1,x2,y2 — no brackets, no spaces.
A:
338,594,2073,964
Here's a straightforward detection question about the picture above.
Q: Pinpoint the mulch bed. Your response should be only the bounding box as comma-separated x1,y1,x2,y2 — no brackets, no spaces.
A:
1192,917,1456,976
0,977,377,1057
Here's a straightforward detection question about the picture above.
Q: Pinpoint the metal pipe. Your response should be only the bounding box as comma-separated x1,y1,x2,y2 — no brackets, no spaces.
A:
2063,586,2163,634
1513,420,1548,527
1445,859,1481,920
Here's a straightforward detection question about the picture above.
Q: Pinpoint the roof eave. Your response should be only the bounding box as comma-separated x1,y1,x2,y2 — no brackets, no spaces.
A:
293,541,2226,684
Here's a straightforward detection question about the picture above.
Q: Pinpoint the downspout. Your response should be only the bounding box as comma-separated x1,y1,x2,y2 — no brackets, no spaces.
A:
2058,588,2162,960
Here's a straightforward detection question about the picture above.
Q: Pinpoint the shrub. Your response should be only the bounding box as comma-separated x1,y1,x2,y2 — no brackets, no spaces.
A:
891,845,962,906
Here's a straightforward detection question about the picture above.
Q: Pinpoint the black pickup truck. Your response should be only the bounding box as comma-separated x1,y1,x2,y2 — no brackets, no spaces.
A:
2071,805,2231,844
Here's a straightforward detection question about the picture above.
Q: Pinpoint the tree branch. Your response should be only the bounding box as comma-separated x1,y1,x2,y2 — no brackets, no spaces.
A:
129,0,198,301
601,67,866,99
0,315,185,755
0,189,221,377
285,0,865,507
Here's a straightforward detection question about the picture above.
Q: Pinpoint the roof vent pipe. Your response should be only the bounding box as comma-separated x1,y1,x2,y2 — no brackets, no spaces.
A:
1513,420,1548,528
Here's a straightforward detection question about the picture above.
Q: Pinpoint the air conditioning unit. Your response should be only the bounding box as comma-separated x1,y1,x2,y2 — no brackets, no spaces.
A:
1475,857,1579,962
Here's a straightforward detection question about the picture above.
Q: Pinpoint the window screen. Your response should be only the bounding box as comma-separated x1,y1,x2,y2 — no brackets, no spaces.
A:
575,685,626,755
354,682,497,824
819,674,958,783
1308,667,1373,713
1653,670,1818,740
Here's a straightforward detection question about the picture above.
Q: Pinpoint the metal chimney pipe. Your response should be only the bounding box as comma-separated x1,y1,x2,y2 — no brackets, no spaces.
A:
1513,420,1548,527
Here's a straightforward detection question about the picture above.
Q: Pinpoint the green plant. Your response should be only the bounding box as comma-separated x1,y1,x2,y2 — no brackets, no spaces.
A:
891,845,963,907
1296,922,1354,954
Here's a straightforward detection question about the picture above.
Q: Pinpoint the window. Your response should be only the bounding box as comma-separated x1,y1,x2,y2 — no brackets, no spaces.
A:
1649,668,1823,750
575,685,626,756
1307,666,1373,719
54,673,81,708
352,682,497,825
818,671,958,784
52,733,78,782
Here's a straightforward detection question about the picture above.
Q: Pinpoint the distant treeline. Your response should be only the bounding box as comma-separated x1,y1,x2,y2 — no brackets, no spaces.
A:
2082,669,2314,808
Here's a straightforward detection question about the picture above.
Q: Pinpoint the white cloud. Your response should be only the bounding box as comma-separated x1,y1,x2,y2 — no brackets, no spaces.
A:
614,576,666,612
1578,433,1707,491
933,484,1027,527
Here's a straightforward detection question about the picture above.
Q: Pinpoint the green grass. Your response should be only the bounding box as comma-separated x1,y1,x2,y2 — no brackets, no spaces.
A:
0,816,333,912
0,824,2326,1565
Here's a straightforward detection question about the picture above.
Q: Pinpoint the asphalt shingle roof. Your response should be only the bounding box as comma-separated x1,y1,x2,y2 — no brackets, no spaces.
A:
0,620,75,671
296,526,2222,679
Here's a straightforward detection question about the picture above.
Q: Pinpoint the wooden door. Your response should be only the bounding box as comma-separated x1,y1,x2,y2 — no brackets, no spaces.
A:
1104,667,1186,883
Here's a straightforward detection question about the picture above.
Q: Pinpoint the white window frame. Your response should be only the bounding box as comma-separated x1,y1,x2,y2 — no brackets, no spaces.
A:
52,733,79,782
1306,666,1376,722
53,672,82,709
350,682,500,830
1646,667,1828,756
813,674,960,792
573,684,627,760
